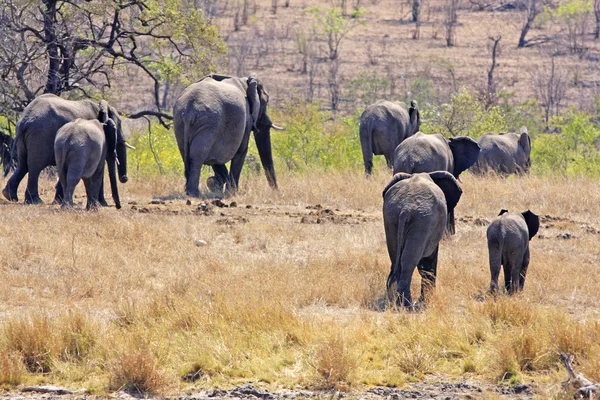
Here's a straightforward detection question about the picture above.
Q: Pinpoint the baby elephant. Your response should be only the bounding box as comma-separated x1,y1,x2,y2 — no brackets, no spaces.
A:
54,118,121,209
487,209,540,294
383,171,462,308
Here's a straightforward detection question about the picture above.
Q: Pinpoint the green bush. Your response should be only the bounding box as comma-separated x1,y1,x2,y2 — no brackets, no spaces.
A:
128,122,183,177
270,100,364,172
532,109,600,176
420,88,508,138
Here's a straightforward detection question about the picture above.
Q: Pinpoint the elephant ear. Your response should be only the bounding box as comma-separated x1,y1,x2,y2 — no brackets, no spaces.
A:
498,209,509,216
448,136,481,179
521,210,539,240
518,126,531,155
98,100,109,123
408,100,420,134
382,173,412,198
428,171,462,212
247,74,260,130
103,119,118,158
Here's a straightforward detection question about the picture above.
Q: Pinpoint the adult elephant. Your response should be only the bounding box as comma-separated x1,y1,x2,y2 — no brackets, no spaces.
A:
392,132,480,234
173,74,283,197
471,127,531,176
2,94,132,204
382,171,462,308
359,100,421,175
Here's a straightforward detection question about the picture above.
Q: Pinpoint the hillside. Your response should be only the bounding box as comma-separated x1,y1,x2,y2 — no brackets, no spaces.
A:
123,0,600,118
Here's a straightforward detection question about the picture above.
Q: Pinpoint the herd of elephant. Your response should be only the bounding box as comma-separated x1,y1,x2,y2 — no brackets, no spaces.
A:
1,74,539,308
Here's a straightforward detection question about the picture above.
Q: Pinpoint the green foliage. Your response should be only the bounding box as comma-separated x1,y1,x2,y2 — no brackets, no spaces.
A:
497,95,545,137
128,122,183,177
306,6,366,59
420,88,508,138
408,77,438,108
270,100,363,172
552,0,592,20
532,109,600,176
346,71,391,108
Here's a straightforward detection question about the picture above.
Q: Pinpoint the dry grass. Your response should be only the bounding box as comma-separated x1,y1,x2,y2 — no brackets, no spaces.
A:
0,169,599,396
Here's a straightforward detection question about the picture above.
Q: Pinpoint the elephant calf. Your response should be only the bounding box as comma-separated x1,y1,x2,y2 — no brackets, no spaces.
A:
487,209,540,294
383,171,462,308
54,118,122,210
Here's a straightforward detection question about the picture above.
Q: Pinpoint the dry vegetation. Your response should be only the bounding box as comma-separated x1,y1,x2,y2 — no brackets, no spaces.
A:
0,170,598,397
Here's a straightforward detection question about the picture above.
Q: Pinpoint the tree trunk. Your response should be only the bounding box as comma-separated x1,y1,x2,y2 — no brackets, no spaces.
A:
43,0,60,94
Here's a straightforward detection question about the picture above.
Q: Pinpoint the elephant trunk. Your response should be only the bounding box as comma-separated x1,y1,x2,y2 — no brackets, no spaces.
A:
107,157,121,209
116,142,128,183
254,126,277,189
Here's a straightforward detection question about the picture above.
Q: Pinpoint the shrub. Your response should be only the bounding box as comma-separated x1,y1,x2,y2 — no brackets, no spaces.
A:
420,88,508,138
532,109,600,176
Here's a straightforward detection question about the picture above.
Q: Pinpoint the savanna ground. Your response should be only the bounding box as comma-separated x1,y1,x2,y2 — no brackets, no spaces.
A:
0,169,599,399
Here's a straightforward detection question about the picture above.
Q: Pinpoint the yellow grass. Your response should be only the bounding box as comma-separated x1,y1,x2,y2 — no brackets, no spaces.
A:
0,169,599,397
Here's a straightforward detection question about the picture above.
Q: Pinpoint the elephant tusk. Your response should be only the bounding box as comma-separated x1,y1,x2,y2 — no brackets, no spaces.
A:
270,124,285,131
124,142,136,149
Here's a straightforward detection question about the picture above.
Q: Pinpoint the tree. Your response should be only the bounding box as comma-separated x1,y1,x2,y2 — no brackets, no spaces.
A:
517,0,555,47
530,53,567,128
308,6,366,61
0,0,226,126
486,35,502,107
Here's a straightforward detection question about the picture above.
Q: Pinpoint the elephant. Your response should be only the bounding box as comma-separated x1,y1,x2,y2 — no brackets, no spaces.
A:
382,171,462,308
173,73,283,197
54,115,122,210
0,129,14,175
2,94,132,204
392,132,480,235
487,209,539,294
470,127,531,176
359,100,421,175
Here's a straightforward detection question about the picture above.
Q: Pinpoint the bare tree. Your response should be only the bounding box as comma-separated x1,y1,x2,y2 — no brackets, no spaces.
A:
328,58,342,111
595,0,600,38
443,0,460,46
0,0,225,126
517,0,555,47
531,53,568,127
486,35,502,107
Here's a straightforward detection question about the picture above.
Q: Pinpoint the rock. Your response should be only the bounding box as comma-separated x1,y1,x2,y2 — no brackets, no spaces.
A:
212,199,228,208
131,205,137,210
230,201,238,208
300,216,312,224
22,386,79,395
149,199,165,205
195,239,208,247
473,218,489,226
246,204,252,209
186,199,192,206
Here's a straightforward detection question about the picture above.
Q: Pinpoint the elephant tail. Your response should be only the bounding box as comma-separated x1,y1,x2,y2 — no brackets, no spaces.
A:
386,212,409,293
359,118,374,176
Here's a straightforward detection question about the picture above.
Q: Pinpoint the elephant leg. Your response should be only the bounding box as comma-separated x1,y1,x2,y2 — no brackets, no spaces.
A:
61,166,82,209
87,165,105,210
488,243,502,293
384,153,393,170
185,137,213,197
3,164,28,202
445,209,456,236
52,181,64,205
417,246,439,304
503,257,511,293
519,248,530,291
83,178,98,210
97,179,109,207
396,237,426,308
208,164,229,194
228,146,249,193
24,167,43,204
